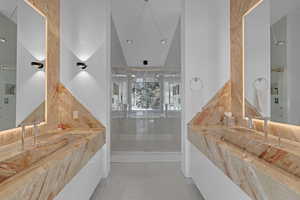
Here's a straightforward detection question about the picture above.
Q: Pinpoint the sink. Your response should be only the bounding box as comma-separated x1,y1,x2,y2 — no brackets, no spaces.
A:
189,125,300,199
196,126,300,179
215,127,300,179
0,132,87,185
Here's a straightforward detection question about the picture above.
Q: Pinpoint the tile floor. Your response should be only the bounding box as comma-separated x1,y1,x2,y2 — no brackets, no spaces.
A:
90,162,204,200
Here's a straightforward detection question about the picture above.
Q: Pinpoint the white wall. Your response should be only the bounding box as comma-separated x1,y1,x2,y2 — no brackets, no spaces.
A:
61,0,109,125
60,0,111,175
16,0,46,125
244,0,271,117
182,0,230,176
287,11,300,125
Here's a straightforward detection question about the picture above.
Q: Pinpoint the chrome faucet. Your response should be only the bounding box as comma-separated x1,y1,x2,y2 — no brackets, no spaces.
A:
19,121,41,150
246,117,253,129
277,132,282,147
33,121,39,146
263,117,270,141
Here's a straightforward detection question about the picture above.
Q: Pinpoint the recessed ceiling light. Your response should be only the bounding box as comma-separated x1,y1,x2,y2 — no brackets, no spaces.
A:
0,37,7,43
161,39,167,45
126,40,133,45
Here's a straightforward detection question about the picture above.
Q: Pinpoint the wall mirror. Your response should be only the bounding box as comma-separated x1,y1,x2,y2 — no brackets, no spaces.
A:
244,0,300,126
0,0,46,131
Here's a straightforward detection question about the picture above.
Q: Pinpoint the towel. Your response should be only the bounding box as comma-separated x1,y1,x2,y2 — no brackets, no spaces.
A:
254,80,268,117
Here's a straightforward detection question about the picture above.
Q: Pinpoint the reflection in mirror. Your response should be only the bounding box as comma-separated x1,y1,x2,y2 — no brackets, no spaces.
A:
0,0,45,131
245,0,300,125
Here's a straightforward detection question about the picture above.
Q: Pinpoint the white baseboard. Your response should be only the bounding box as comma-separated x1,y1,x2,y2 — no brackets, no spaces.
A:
111,151,182,163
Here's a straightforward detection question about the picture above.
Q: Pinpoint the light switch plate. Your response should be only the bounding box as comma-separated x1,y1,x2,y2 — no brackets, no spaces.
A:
73,110,79,120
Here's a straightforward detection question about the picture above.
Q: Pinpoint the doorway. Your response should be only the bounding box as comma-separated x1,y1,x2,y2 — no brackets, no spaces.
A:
110,0,182,158
111,72,181,153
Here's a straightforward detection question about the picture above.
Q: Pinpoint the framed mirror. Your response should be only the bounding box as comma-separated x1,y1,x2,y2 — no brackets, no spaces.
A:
0,0,46,131
244,0,300,125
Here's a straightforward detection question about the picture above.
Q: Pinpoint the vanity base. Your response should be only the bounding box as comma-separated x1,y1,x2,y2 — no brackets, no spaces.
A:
55,146,105,200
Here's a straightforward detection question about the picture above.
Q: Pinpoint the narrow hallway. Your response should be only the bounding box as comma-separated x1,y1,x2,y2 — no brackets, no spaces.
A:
91,162,204,200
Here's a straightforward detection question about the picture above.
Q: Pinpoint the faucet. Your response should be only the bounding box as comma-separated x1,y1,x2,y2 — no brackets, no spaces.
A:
33,121,39,146
246,117,253,129
20,124,26,150
277,132,282,147
19,121,41,150
263,117,270,141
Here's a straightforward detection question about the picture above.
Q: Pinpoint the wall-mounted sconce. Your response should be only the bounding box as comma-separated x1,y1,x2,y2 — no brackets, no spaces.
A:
31,62,44,70
126,40,133,45
190,77,203,91
161,39,167,45
253,77,268,90
77,62,88,70
143,60,149,66
0,37,7,43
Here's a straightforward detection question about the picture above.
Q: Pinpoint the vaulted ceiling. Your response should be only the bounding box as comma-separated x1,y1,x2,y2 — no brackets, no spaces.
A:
112,0,181,67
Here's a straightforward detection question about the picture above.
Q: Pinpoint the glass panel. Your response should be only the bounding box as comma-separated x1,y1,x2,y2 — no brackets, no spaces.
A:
112,80,127,111
163,79,181,111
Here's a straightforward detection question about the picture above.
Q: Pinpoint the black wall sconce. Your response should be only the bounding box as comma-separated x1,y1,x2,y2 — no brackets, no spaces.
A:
143,60,149,66
77,62,88,70
31,62,44,70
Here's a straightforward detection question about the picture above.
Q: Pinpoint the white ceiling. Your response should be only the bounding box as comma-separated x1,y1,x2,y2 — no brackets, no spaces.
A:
112,0,181,67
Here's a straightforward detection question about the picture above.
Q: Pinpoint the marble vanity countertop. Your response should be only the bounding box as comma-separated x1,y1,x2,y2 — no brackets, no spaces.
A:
0,127,105,200
189,125,300,200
